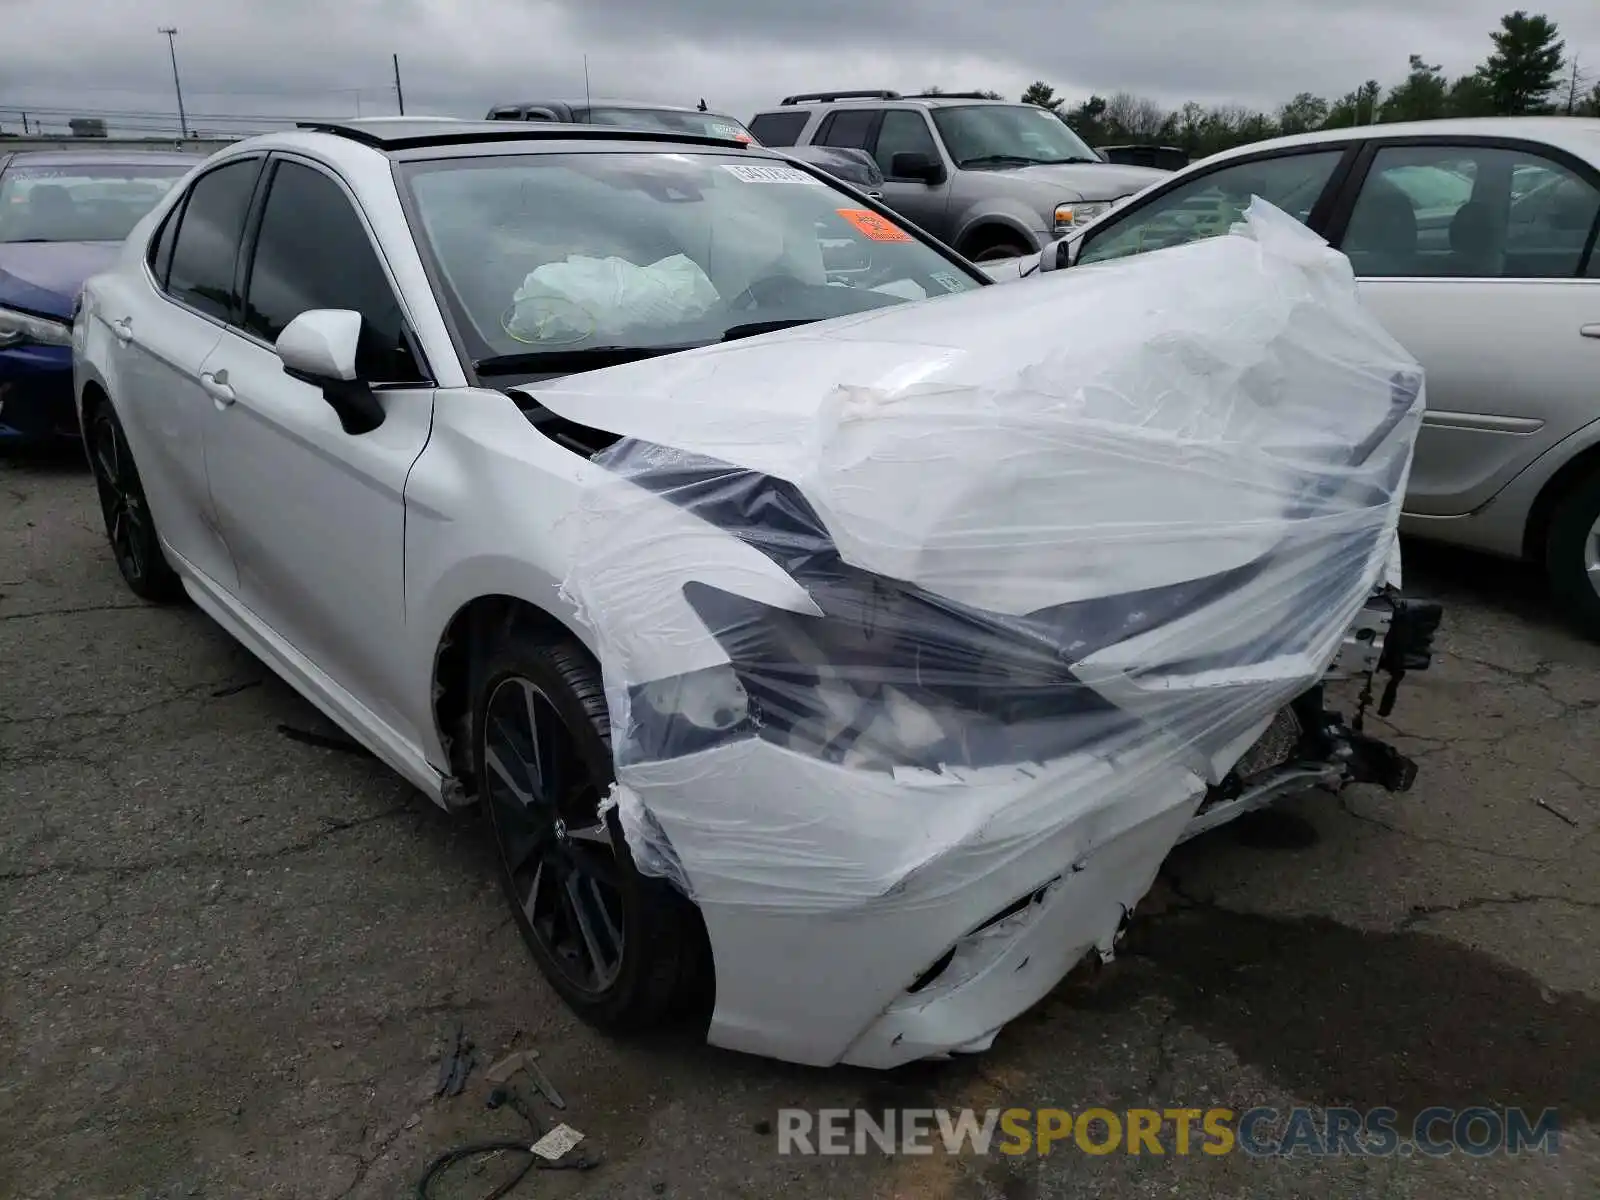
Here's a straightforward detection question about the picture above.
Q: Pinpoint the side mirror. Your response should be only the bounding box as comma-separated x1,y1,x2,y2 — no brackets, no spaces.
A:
891,151,946,185
275,309,386,435
1037,233,1082,272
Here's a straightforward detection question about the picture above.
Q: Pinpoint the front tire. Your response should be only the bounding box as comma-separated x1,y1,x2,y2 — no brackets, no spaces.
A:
473,627,705,1030
966,234,1032,262
85,397,183,603
1544,467,1600,638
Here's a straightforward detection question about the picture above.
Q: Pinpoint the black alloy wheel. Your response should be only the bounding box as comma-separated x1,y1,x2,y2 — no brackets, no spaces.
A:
473,629,706,1029
483,673,627,996
86,399,183,602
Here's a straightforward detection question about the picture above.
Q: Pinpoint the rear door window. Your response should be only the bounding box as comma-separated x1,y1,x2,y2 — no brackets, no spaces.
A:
1339,143,1600,278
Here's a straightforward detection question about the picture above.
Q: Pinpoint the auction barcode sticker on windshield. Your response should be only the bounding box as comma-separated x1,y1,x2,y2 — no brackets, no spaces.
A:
722,164,822,185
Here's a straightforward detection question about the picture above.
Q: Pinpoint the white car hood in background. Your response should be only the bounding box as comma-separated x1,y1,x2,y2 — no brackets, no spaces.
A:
543,200,1423,940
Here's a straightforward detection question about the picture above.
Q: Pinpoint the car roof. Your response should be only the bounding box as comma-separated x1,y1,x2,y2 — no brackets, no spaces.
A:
1195,116,1600,167
220,118,772,165
1,148,202,168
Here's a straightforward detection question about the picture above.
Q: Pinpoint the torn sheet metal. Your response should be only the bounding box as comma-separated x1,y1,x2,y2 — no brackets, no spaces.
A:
543,200,1424,1067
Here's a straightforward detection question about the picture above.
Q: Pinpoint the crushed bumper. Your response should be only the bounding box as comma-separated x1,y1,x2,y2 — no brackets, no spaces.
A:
613,737,1210,1068
1180,590,1443,843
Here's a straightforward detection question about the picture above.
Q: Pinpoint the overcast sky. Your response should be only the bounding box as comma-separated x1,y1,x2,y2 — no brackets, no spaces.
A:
2,0,1597,136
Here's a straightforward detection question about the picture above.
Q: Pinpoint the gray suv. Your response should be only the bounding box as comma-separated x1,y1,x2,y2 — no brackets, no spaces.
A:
748,90,1170,260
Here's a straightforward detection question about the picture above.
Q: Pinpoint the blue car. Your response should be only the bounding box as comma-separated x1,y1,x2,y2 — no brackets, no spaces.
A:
0,149,198,441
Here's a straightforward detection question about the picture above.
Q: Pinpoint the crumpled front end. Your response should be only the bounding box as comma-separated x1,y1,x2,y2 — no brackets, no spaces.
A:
550,200,1427,1068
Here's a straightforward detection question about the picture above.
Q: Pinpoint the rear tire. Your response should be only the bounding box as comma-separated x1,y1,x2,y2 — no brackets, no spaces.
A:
85,396,184,603
473,626,707,1031
1544,467,1600,639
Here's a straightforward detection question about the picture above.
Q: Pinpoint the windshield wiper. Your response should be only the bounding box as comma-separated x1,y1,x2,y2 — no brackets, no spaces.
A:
957,154,1043,168
473,344,696,376
719,319,819,342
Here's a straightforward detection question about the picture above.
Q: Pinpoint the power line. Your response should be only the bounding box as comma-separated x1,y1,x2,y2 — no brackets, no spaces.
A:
0,104,352,123
0,80,394,98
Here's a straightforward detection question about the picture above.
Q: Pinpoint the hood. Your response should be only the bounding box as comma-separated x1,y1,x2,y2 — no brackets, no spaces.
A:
0,241,121,319
1004,161,1168,201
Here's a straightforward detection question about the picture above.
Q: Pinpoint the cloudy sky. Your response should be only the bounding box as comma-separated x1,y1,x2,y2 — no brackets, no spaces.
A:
1,0,1597,136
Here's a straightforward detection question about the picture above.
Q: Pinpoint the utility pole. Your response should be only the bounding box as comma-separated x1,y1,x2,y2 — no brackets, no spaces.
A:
159,27,190,138
392,53,405,115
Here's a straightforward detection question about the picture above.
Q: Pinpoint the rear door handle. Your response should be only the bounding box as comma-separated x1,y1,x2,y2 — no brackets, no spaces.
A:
200,369,236,406
1582,324,1600,339
110,317,133,344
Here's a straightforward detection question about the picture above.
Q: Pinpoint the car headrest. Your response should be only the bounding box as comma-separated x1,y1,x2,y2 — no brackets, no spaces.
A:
1448,200,1498,255
1346,184,1417,256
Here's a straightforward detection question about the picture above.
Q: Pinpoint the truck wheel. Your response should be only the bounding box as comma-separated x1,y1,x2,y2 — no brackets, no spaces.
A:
1544,466,1600,639
968,237,1032,262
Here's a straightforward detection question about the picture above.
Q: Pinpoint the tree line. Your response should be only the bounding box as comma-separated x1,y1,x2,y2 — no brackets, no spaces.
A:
945,11,1598,159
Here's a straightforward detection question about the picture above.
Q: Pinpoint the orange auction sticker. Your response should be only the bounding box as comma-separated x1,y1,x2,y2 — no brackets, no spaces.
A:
837,208,912,242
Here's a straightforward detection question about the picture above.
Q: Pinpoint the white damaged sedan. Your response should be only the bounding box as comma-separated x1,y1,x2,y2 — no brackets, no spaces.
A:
73,118,1439,1069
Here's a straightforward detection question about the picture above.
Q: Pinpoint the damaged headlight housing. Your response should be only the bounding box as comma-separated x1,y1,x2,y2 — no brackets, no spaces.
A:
0,305,72,349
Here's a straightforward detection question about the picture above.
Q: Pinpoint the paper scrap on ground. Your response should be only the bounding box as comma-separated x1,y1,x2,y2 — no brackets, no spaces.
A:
530,1123,585,1160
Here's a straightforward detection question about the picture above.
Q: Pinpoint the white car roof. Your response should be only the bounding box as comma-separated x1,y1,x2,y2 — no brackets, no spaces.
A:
1194,117,1600,169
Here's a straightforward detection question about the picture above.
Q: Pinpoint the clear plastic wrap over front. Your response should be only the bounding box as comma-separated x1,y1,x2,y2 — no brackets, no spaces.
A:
554,200,1425,918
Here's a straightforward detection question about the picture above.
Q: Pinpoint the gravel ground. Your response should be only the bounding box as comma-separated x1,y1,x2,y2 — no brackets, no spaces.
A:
3,444,1598,1199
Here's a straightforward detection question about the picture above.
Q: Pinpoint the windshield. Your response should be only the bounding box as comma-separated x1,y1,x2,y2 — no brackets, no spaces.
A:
400,151,984,374
931,105,1099,168
585,107,755,144
0,161,191,243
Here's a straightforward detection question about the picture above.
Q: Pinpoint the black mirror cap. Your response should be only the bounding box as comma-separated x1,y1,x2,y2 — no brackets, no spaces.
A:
891,151,945,183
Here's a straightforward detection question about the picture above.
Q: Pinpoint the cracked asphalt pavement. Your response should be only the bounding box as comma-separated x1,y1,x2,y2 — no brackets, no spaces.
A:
3,445,1598,1199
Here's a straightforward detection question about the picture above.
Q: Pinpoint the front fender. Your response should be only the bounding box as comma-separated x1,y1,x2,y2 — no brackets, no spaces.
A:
949,201,1047,254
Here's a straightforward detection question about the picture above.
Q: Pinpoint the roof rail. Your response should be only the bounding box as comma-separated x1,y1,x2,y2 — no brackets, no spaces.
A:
779,90,901,106
908,91,1002,100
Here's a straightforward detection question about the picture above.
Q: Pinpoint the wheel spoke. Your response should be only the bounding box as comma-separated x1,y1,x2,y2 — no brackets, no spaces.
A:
584,873,623,953
561,870,617,988
95,442,118,488
521,859,547,924
486,743,536,807
564,817,612,848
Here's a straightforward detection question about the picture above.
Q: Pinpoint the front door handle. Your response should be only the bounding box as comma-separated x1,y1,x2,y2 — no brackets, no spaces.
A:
110,317,133,344
1581,324,1600,340
200,369,236,406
